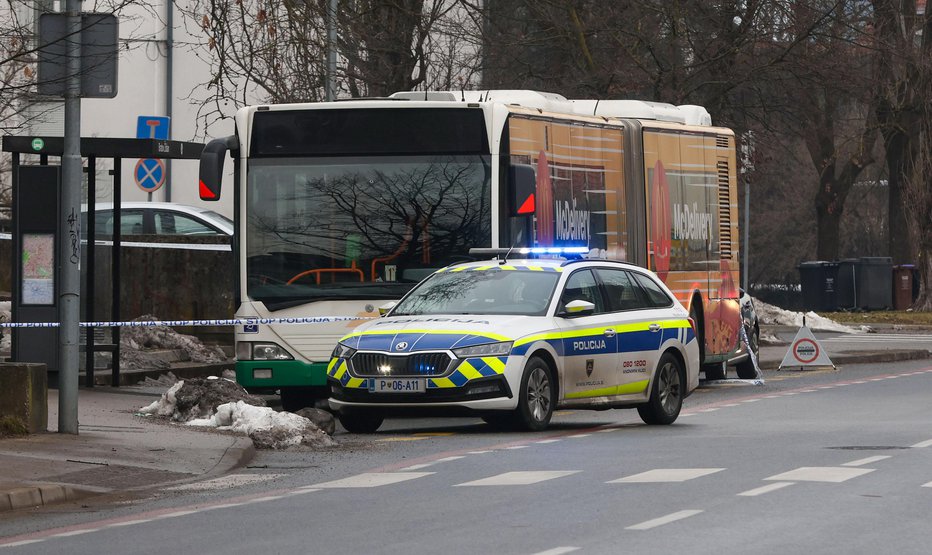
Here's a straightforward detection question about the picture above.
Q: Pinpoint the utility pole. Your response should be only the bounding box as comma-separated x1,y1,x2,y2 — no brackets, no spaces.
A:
59,0,82,434
326,0,337,101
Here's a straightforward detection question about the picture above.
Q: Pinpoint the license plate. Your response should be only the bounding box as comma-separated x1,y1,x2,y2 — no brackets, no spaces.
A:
369,378,426,393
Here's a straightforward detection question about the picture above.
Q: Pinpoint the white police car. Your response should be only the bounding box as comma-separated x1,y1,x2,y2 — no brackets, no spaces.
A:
328,251,700,432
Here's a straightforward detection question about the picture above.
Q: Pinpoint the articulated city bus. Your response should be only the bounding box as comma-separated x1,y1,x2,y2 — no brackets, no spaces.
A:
198,90,746,410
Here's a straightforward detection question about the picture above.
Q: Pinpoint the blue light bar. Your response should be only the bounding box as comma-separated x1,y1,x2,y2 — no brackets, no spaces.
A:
517,247,590,255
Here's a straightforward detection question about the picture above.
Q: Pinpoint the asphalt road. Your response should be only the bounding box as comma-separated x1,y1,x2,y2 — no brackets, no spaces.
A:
2,358,931,554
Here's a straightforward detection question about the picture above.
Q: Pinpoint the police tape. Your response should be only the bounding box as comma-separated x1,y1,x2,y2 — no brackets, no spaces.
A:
0,316,375,329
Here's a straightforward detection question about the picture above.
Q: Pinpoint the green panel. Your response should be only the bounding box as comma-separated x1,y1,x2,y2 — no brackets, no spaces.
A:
236,360,328,388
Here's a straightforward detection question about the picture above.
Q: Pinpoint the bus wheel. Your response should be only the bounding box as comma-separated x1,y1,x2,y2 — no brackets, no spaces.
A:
338,410,384,433
638,352,684,425
512,356,555,431
281,387,329,412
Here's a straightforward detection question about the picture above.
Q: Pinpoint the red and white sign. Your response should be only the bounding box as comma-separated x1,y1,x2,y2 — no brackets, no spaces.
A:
779,326,834,370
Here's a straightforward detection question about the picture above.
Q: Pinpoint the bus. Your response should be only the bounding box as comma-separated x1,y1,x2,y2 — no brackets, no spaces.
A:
198,90,748,411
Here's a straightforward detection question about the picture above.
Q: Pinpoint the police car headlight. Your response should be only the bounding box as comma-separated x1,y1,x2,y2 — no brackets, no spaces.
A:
453,341,513,359
331,343,357,359
249,342,294,361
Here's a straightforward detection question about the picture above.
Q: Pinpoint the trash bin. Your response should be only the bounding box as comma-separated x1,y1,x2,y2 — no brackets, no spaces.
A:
835,258,858,309
856,257,893,310
893,264,915,310
798,261,839,312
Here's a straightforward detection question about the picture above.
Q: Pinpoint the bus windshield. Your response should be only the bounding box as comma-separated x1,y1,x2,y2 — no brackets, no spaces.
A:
246,155,492,310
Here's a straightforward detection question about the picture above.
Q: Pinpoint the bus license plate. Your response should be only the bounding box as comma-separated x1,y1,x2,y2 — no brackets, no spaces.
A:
369,378,426,393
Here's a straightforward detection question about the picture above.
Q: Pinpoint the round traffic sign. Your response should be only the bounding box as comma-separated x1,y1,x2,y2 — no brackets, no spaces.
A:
134,158,166,193
792,338,820,364
31,138,44,151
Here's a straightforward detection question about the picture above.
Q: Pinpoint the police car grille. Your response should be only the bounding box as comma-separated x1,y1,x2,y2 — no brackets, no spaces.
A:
351,352,452,377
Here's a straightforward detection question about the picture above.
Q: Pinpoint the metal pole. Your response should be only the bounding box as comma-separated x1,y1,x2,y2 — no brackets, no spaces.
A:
85,157,96,387
112,158,122,387
326,0,337,101
164,1,173,201
59,0,83,434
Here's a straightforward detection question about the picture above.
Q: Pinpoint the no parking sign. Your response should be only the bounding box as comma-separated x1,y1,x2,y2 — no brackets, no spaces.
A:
779,326,835,370
134,158,165,193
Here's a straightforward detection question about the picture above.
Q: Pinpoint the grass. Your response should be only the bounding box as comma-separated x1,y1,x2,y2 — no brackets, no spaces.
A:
0,416,28,438
820,310,932,327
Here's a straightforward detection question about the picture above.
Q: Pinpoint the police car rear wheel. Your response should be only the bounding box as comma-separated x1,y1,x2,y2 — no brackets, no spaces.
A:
338,410,384,433
514,357,554,431
638,352,683,425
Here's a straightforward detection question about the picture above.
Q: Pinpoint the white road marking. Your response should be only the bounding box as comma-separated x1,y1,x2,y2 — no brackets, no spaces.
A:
506,445,528,450
536,439,561,444
455,471,579,487
436,456,466,463
911,439,932,448
313,472,434,488
699,408,719,412
166,473,285,491
742,399,761,403
842,456,891,467
468,450,493,454
569,433,592,438
922,481,932,488
50,529,100,537
626,509,703,530
597,427,620,433
1,540,44,547
532,548,580,555
608,468,725,483
765,467,875,483
400,463,435,470
107,519,154,527
738,482,795,496
723,403,740,407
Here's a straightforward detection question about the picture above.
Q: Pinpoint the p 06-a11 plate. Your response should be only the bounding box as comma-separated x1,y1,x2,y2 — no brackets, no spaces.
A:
369,378,426,393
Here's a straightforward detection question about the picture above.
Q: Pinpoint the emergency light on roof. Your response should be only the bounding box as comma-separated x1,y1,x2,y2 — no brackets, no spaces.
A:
468,246,591,260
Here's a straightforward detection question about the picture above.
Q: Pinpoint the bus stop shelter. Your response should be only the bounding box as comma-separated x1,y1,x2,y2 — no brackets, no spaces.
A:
2,136,204,387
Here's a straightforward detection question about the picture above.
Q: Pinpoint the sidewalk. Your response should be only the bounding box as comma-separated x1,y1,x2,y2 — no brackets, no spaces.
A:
0,387,254,513
2,325,931,513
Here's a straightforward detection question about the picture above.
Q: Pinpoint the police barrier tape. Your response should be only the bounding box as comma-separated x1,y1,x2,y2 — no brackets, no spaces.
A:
0,316,375,329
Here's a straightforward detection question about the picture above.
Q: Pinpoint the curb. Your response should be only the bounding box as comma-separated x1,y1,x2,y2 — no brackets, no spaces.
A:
758,349,932,371
0,483,107,513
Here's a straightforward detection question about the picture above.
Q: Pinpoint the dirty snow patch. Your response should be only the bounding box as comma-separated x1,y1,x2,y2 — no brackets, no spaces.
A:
188,401,336,449
753,298,862,333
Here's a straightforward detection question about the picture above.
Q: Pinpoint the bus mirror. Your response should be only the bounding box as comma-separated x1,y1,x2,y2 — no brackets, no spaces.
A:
509,164,536,216
199,135,237,201
378,301,397,316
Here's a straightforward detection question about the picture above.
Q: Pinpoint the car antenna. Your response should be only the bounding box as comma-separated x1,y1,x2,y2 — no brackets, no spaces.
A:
502,229,523,265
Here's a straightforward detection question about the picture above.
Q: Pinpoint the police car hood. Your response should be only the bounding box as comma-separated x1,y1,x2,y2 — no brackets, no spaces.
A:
341,314,549,353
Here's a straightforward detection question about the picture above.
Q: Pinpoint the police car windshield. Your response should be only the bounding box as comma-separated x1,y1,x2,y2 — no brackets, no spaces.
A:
392,268,560,316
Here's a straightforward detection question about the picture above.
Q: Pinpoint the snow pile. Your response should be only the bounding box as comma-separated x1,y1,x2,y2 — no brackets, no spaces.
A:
138,377,335,449
753,298,863,333
188,401,336,449
121,315,227,370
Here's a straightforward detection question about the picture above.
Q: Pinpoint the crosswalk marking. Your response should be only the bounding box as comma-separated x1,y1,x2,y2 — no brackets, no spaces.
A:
738,482,794,497
626,509,703,530
911,439,932,448
608,468,725,483
842,456,890,467
313,472,434,488
454,471,579,487
532,547,580,555
923,481,932,488
166,473,286,491
765,467,874,483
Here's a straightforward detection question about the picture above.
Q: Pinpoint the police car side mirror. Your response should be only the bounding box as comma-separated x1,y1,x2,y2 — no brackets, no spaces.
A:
560,299,595,317
378,301,397,316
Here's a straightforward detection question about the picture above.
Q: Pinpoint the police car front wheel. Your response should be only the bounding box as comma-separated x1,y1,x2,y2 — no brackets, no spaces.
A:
338,410,384,433
638,352,684,425
514,356,555,431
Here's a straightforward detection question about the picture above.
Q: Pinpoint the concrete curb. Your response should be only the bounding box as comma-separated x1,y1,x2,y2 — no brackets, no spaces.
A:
758,349,932,371
0,483,107,513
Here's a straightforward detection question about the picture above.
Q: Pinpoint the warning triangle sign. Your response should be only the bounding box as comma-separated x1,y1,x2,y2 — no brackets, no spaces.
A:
779,326,835,370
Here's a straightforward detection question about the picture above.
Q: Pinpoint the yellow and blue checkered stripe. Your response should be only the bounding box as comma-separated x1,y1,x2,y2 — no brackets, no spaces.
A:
327,355,508,390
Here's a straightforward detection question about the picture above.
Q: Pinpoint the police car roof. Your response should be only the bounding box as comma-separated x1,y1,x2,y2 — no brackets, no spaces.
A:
449,257,637,269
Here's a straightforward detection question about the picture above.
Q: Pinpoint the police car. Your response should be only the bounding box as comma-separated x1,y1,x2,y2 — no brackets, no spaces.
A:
328,250,700,433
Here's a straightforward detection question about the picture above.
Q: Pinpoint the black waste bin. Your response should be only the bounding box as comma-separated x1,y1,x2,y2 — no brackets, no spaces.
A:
835,258,858,309
798,261,839,312
857,257,893,310
893,264,915,310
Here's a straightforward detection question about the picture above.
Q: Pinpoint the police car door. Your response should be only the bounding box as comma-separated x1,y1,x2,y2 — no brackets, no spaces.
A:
593,268,666,397
556,269,618,400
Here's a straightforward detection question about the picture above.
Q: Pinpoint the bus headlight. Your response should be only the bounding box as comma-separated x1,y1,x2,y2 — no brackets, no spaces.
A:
236,341,294,361
452,341,513,359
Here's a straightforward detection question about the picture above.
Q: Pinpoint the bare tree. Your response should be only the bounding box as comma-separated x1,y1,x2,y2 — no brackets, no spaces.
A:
872,0,932,308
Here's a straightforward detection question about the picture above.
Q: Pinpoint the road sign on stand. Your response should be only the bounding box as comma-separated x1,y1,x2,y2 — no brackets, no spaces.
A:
134,158,165,193
779,325,835,370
